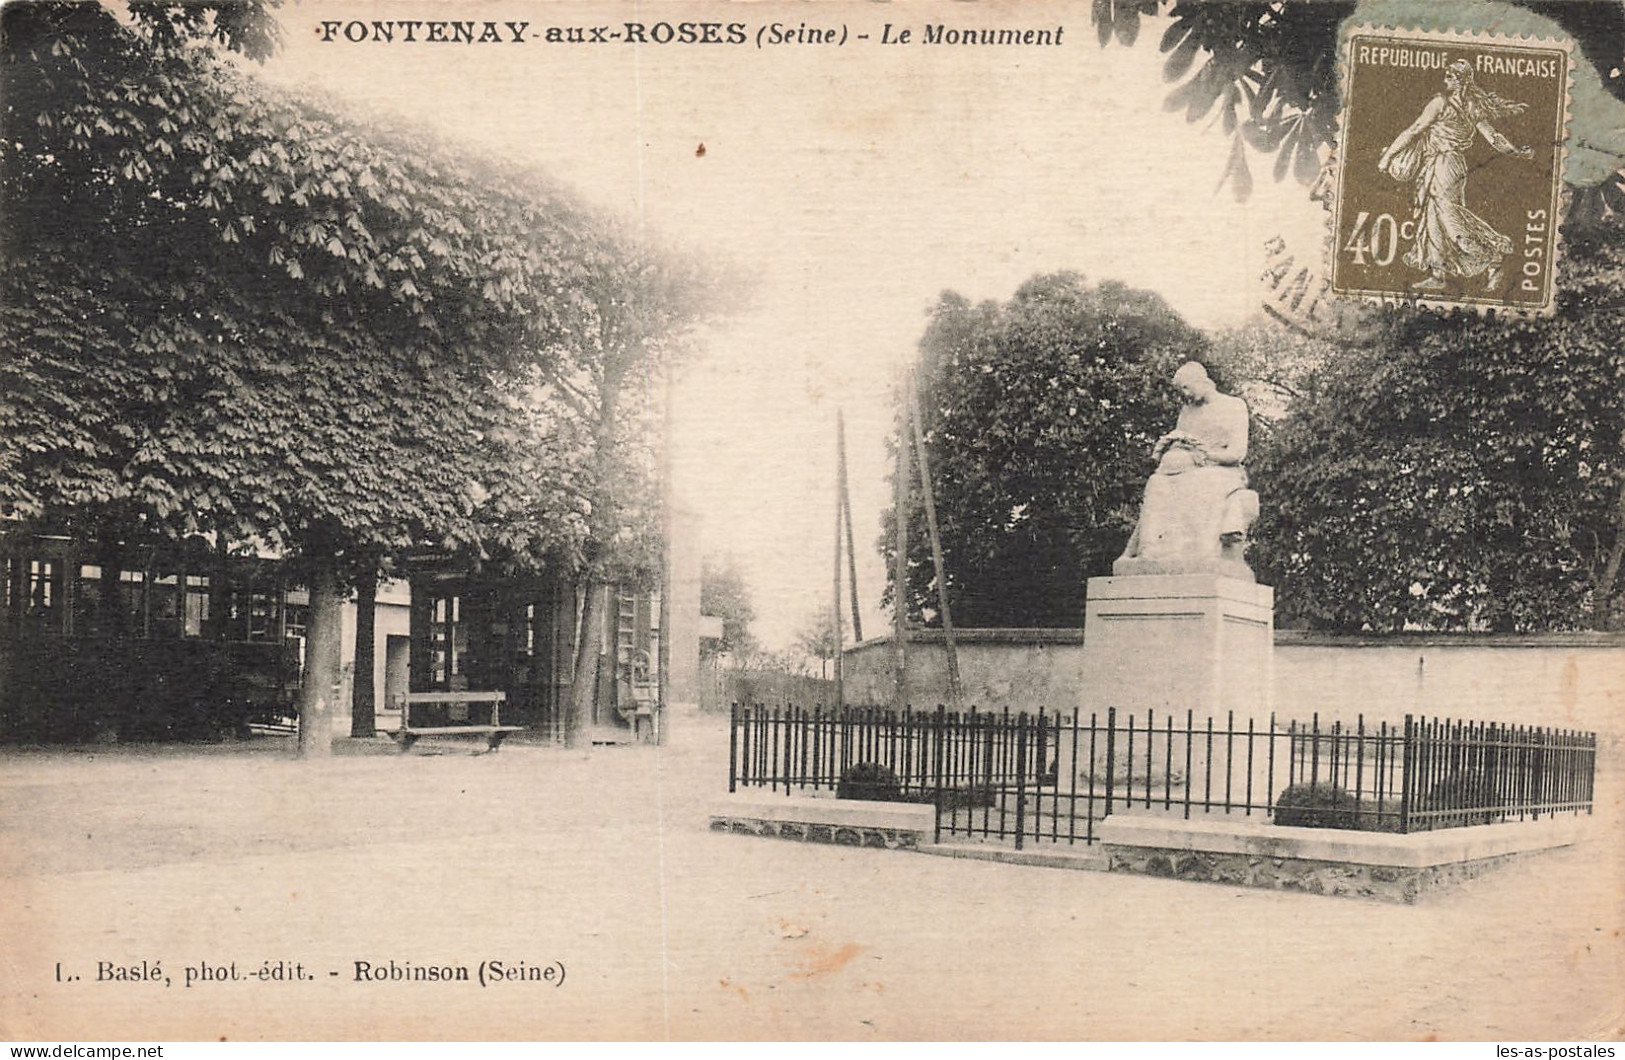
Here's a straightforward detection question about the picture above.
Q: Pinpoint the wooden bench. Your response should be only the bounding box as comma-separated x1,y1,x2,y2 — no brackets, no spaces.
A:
389,691,523,753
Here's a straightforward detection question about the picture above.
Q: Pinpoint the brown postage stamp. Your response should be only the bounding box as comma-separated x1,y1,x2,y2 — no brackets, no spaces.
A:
1330,25,1573,314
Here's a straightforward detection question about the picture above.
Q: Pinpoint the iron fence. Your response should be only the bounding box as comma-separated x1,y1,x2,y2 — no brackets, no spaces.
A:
726,704,1596,848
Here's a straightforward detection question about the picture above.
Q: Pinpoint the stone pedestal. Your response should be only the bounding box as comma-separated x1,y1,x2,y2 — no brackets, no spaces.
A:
1082,574,1274,721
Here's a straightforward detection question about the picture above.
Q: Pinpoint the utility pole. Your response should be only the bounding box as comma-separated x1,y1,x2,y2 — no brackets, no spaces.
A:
892,385,910,714
837,410,862,643
832,414,844,709
908,373,962,710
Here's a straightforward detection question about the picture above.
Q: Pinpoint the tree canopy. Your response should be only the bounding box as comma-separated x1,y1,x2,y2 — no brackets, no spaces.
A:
1091,1,1625,212
2,2,600,357
884,273,1214,627
1250,217,1625,632
884,244,1624,634
0,1,713,585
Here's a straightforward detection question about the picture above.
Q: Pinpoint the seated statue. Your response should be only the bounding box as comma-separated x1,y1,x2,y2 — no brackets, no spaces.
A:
1115,361,1260,580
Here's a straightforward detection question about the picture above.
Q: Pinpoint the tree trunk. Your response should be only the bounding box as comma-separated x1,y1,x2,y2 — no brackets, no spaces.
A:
95,535,123,638
1593,475,1625,630
350,565,378,737
564,354,626,749
296,559,344,759
209,535,229,641
566,579,604,748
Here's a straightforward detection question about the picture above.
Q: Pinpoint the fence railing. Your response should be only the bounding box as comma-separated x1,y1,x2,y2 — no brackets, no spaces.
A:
726,704,1597,849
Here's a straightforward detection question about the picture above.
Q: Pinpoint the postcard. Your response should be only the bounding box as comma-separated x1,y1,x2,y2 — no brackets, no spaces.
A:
2,0,1621,1044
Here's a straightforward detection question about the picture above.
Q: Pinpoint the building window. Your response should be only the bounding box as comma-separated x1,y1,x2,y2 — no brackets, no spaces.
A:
120,570,147,637
248,592,280,641
616,590,637,667
75,564,102,634
184,575,210,638
25,559,60,632
149,573,182,638
284,603,308,643
429,596,465,687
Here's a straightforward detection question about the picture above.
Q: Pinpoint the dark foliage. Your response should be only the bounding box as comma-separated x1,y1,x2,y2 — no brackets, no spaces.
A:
1249,218,1625,632
1092,0,1625,216
1273,782,1398,832
1423,773,1502,827
836,762,906,803
883,273,1214,628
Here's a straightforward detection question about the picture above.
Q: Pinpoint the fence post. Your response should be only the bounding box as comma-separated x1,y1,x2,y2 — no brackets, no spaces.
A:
1014,713,1028,851
785,706,796,798
933,704,945,844
728,702,738,793
1587,733,1597,815
769,706,780,795
1104,706,1117,818
1399,713,1414,834
1532,726,1547,822
1037,707,1049,784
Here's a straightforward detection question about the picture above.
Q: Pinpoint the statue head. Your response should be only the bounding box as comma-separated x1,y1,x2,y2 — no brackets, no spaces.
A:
1172,361,1215,402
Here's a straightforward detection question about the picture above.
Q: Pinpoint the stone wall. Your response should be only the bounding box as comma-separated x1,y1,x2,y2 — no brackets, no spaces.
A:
842,629,1085,712
842,629,1625,740
709,815,923,850
1271,632,1622,733
1102,844,1523,903
1096,812,1584,901
708,795,935,851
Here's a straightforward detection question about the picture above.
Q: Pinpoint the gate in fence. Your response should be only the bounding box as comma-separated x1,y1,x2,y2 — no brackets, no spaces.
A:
727,704,1596,849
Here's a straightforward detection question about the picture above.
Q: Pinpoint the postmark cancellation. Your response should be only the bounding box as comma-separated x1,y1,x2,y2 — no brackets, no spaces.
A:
1330,25,1573,315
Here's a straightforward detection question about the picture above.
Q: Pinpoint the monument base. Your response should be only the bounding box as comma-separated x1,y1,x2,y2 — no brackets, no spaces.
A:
1111,554,1254,581
1082,574,1274,720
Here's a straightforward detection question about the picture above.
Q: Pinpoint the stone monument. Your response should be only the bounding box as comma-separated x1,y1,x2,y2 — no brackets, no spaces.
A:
1083,362,1274,721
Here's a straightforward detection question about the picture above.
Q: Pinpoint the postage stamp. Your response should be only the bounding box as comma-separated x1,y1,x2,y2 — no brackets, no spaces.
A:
1330,25,1574,314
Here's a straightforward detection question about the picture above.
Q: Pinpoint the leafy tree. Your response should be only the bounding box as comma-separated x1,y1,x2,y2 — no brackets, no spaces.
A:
1249,217,1625,632
2,3,593,355
1091,1,1625,213
0,3,713,751
882,272,1214,628
699,555,758,661
792,606,841,680
559,246,724,745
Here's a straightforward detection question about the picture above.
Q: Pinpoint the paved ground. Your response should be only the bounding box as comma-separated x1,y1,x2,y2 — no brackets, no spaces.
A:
1,712,1620,1041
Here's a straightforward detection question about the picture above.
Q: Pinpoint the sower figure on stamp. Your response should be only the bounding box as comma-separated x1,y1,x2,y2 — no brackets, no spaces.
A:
1116,361,1259,580
1378,58,1533,293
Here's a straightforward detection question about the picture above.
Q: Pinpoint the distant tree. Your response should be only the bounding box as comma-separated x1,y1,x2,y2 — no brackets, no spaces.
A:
881,272,1215,628
1249,216,1625,632
1207,318,1337,414
699,555,758,661
792,606,841,680
558,246,725,746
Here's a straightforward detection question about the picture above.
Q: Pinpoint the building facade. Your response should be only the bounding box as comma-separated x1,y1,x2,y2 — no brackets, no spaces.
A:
0,531,302,741
0,530,666,744
404,557,660,741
